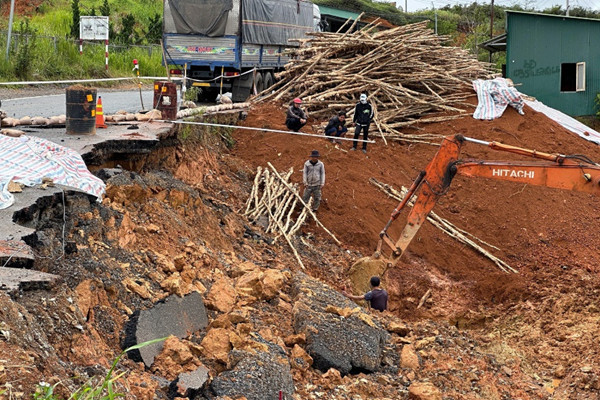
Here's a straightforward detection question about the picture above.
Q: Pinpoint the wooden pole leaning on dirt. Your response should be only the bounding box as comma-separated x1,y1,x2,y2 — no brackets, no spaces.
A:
369,178,517,273
244,166,306,269
267,162,341,245
244,164,342,270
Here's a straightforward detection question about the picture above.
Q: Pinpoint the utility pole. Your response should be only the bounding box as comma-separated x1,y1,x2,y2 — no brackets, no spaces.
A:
405,0,408,13
5,0,15,59
566,0,570,16
489,0,494,62
432,2,437,35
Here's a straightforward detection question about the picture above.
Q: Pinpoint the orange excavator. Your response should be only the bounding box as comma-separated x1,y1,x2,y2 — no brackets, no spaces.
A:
375,134,600,266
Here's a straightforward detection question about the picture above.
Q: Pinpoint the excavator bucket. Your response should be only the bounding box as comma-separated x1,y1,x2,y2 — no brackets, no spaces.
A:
347,256,390,293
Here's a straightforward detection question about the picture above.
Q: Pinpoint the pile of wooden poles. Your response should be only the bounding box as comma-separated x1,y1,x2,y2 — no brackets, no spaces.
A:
255,19,495,144
245,163,340,269
370,178,516,273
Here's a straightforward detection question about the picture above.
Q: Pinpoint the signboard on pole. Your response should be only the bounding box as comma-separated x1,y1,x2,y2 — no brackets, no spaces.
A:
79,16,110,70
80,16,109,40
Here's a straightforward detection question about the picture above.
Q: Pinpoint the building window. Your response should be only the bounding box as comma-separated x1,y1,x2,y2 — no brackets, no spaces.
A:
561,62,585,92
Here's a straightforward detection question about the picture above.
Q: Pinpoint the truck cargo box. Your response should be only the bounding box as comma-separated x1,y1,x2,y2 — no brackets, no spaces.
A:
164,0,314,45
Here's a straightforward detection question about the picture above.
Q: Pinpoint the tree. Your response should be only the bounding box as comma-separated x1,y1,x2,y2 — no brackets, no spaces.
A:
70,0,80,38
116,14,137,44
99,0,110,17
146,13,162,43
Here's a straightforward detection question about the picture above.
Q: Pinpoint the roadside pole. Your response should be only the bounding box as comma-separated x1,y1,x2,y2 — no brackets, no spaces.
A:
5,0,15,59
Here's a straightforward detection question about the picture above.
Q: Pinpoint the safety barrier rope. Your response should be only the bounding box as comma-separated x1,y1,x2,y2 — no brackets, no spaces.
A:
0,68,258,86
0,76,182,86
153,119,375,143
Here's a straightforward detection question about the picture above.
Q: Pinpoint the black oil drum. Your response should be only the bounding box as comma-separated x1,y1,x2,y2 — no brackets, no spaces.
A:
66,86,97,135
153,81,178,120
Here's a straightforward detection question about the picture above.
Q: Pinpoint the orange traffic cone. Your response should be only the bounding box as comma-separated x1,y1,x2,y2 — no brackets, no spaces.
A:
96,96,107,128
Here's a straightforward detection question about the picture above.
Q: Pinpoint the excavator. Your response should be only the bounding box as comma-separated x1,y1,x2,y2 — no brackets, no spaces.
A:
371,134,600,269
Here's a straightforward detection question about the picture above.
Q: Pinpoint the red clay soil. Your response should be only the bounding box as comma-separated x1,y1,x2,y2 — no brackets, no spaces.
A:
0,0,43,17
232,98,600,319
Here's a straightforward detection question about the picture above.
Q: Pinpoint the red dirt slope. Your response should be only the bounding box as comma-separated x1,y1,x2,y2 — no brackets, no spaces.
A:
232,99,600,384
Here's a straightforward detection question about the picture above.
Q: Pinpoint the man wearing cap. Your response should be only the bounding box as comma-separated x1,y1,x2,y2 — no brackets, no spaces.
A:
324,111,348,143
302,150,325,211
286,98,308,132
351,93,374,153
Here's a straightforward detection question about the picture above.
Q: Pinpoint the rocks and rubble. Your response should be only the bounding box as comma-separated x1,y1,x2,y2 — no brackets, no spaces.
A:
0,87,599,400
124,291,208,367
292,272,389,374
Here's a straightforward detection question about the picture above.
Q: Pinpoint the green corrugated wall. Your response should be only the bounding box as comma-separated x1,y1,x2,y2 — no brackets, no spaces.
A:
506,11,600,116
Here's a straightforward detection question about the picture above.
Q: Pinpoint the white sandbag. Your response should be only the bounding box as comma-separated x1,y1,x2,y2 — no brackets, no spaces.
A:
31,116,49,125
1,118,18,127
1,128,26,137
18,116,32,126
47,116,62,125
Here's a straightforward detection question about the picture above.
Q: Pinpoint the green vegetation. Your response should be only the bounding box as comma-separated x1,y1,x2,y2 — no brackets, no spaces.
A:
0,0,163,82
2,0,600,82
32,337,167,400
595,93,600,118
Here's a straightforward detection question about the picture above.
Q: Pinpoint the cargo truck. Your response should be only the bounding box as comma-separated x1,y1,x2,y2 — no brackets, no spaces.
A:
163,0,321,102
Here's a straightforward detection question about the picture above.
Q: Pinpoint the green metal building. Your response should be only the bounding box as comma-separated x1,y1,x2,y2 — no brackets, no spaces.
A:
506,11,600,116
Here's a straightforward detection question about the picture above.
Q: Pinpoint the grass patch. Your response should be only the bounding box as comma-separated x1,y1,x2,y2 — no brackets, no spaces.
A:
0,0,163,82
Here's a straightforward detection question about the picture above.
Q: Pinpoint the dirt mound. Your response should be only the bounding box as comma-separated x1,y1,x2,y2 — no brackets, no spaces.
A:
232,98,600,386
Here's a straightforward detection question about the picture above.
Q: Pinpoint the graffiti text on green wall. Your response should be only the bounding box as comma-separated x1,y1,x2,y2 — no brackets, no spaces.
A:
513,59,560,79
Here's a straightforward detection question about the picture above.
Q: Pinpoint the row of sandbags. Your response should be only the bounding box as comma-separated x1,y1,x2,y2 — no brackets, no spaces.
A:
0,102,250,128
1,115,67,127
0,109,163,127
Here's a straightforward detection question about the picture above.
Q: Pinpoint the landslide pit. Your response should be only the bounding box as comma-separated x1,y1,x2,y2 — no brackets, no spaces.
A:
0,104,598,399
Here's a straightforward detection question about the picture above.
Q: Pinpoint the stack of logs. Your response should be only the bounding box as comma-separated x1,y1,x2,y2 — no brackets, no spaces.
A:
255,20,496,144
245,163,340,269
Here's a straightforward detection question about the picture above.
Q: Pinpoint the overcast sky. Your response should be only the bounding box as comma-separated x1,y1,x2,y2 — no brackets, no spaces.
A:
386,0,599,13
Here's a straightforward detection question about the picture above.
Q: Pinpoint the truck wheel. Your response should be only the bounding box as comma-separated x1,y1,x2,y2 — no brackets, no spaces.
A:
197,88,218,103
264,72,274,90
254,72,264,94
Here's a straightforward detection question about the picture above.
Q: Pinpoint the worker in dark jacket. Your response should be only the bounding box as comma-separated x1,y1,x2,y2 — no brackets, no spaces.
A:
324,111,348,143
286,98,308,132
302,149,325,211
343,276,388,312
351,93,374,153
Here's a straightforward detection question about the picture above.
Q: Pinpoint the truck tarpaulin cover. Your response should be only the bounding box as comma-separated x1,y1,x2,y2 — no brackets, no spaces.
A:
243,0,313,46
166,0,233,36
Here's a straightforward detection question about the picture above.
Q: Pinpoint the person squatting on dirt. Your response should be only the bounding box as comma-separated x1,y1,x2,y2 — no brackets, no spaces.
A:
286,98,308,132
351,93,374,153
302,150,325,212
343,276,388,312
324,111,348,143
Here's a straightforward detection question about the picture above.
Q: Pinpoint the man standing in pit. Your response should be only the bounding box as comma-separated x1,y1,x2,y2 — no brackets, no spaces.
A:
302,150,325,212
324,111,348,143
351,93,374,153
286,98,308,132
343,276,388,312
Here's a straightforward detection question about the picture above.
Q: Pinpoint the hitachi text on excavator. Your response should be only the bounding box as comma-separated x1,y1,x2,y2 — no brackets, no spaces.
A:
372,134,600,270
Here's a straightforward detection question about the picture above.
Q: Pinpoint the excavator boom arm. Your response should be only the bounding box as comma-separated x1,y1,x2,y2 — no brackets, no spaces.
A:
456,161,600,194
378,134,600,265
